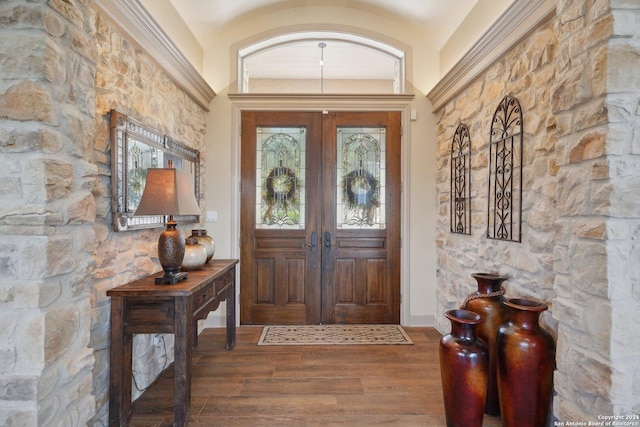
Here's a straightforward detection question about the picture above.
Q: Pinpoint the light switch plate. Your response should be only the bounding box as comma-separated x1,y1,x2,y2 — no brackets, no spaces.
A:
206,211,217,222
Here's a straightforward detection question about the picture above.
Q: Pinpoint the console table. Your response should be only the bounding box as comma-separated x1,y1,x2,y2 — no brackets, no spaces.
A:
107,259,238,427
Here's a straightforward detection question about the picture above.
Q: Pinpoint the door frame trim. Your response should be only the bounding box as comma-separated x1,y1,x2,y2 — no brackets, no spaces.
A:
229,97,413,325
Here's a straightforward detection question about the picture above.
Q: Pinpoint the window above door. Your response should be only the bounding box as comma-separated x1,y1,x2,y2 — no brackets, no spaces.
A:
237,31,406,94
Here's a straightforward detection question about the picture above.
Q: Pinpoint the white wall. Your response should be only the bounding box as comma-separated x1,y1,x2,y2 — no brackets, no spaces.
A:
439,0,514,75
145,2,485,326
139,0,204,71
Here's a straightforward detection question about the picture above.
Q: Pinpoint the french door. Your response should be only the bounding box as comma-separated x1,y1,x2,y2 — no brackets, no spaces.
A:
240,111,401,324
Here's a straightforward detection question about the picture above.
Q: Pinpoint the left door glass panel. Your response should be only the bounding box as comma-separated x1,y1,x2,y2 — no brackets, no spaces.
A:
256,127,306,229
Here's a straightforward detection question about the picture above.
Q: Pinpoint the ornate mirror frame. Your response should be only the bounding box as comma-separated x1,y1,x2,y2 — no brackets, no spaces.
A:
110,110,201,232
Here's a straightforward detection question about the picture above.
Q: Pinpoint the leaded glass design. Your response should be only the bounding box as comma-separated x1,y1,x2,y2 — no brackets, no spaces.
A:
256,127,305,229
487,96,523,242
450,123,471,234
337,127,385,229
126,138,163,212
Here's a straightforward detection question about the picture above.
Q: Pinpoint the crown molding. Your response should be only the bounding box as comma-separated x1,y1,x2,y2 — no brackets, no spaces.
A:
94,0,215,111
227,93,415,101
427,0,555,113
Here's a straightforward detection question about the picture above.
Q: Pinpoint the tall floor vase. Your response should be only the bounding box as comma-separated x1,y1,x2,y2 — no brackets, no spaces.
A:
497,298,556,427
439,309,488,427
463,272,508,416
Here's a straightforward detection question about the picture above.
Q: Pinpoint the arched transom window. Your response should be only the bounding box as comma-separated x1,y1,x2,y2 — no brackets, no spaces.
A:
238,32,406,94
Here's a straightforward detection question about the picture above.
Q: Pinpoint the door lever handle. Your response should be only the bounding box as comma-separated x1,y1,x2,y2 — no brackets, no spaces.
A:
324,231,332,254
306,231,318,253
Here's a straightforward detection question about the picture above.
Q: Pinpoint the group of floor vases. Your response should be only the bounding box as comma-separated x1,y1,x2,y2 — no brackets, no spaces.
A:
439,273,556,427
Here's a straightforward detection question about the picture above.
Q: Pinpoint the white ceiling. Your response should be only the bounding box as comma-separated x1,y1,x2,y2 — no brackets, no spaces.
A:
169,0,479,48
166,0,480,81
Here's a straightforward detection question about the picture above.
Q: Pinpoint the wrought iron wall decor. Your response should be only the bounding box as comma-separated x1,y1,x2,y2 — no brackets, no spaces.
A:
450,123,471,234
110,110,201,231
487,96,523,242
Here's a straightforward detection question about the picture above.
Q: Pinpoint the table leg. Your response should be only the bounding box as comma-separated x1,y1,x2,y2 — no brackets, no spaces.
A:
173,296,193,427
109,298,132,427
226,279,236,350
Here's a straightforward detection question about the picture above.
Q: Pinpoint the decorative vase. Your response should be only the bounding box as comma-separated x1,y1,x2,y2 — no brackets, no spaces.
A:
439,309,488,427
191,229,215,263
181,236,207,271
497,298,556,427
463,272,508,416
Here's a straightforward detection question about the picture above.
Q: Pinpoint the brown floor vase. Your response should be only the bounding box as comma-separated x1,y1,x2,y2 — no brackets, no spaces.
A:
464,272,509,416
439,309,488,427
497,298,556,427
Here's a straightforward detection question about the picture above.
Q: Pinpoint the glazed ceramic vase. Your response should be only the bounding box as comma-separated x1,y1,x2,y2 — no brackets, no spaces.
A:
191,229,215,263
181,236,207,271
439,309,488,427
464,272,508,416
496,298,556,427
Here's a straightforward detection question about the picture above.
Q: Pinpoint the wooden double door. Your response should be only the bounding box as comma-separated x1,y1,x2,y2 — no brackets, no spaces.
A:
240,111,401,325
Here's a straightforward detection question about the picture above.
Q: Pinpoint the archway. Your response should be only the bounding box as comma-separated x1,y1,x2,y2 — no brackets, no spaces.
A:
237,31,406,94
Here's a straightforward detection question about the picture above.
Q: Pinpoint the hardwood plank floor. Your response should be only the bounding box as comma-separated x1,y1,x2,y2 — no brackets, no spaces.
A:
127,327,502,426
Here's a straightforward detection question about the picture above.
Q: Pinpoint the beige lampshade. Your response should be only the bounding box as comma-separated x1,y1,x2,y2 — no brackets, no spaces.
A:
135,168,200,216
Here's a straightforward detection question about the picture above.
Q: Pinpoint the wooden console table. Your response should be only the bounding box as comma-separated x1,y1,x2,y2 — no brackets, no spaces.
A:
107,259,238,427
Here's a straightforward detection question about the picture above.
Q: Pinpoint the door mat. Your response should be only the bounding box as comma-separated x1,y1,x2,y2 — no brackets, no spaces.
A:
257,324,413,345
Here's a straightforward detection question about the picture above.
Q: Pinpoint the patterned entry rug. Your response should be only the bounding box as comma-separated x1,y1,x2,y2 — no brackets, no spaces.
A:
257,324,413,346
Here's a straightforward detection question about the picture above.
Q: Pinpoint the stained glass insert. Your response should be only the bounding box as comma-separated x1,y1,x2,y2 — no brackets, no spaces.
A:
256,127,305,229
337,127,385,229
126,138,163,212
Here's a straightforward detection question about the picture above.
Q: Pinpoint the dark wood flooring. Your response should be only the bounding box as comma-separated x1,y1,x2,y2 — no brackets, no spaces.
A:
127,326,502,426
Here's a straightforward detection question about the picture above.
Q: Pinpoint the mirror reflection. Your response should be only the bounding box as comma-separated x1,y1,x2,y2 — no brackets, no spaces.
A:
110,110,200,231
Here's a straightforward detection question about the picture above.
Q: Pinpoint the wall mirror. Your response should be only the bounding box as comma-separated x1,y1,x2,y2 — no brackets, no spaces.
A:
110,110,200,232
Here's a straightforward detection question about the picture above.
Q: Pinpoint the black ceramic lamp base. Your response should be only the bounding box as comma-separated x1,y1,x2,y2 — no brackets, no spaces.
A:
155,270,188,285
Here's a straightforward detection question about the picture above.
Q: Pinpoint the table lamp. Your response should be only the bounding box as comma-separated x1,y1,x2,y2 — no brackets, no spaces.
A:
135,167,201,284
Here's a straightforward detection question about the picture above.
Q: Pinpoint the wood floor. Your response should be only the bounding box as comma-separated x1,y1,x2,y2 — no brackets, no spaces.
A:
127,326,502,426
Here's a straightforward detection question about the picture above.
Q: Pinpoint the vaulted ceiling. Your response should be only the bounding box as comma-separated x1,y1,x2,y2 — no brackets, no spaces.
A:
168,0,480,50
164,0,480,82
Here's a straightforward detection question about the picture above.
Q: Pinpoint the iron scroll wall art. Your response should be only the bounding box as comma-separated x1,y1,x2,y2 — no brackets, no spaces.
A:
110,110,201,232
487,96,523,242
450,123,471,235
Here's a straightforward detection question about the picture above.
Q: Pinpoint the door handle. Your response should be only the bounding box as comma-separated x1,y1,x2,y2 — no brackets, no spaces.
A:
324,231,332,254
306,231,318,253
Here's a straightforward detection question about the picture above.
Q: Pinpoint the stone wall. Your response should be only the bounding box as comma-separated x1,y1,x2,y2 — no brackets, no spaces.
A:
434,18,559,325
1,0,98,425
91,7,207,423
434,0,640,422
0,0,206,425
560,0,640,419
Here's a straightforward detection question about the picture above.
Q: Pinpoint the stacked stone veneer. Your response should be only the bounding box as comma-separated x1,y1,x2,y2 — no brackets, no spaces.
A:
0,0,206,425
434,0,640,422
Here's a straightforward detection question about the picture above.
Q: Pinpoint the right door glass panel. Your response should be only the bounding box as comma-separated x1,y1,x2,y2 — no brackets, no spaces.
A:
336,127,386,229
